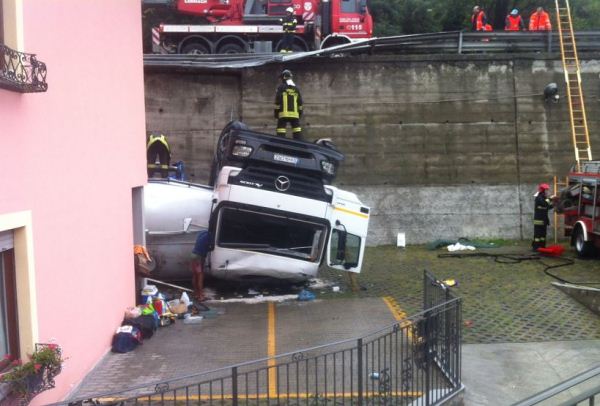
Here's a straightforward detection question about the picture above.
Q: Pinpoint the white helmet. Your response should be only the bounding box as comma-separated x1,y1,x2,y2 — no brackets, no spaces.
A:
286,7,294,13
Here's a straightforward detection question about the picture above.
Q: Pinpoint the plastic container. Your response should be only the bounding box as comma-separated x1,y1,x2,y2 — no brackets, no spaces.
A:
183,314,203,324
141,285,159,304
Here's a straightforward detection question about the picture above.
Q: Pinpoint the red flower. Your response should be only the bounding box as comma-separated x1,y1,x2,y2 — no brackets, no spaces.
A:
2,354,12,361
47,344,58,350
34,363,42,372
11,359,21,366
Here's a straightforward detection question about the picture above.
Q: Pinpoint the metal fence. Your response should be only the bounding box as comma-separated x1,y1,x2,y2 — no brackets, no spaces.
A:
61,271,462,406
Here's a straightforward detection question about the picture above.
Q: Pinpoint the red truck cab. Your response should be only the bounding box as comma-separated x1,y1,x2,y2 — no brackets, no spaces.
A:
557,161,600,257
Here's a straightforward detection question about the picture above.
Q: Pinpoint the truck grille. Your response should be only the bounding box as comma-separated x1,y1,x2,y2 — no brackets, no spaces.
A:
229,166,332,202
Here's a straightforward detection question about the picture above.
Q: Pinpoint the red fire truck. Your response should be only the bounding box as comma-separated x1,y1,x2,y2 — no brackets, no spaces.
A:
557,161,600,257
146,0,373,54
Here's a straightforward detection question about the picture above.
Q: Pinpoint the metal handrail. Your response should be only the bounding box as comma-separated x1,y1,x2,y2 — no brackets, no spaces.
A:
0,44,47,93
511,364,600,406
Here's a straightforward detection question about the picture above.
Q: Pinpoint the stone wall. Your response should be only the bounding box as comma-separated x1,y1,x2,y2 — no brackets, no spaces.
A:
144,53,600,244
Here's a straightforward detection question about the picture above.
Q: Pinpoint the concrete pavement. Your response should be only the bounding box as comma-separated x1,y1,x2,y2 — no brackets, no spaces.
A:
462,340,600,405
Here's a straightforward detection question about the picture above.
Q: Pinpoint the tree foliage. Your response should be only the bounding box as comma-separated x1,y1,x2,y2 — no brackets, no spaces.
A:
368,0,600,36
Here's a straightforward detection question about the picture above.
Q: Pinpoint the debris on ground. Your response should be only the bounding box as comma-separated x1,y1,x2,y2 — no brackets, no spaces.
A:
447,242,476,252
297,289,316,301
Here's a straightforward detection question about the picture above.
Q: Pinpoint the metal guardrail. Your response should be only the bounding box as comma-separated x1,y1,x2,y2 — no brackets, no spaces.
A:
0,44,47,93
144,31,600,70
57,271,462,406
512,364,600,406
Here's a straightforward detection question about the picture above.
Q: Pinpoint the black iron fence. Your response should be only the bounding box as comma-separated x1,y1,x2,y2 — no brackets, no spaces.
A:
60,271,461,406
0,44,47,93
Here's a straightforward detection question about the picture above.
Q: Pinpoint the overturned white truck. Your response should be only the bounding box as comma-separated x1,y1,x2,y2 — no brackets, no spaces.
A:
144,122,370,282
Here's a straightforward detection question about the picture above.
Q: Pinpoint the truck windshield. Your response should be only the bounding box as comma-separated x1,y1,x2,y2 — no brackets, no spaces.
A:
217,207,327,262
341,0,359,13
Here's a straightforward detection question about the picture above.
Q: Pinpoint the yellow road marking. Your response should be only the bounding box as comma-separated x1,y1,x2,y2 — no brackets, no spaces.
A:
382,296,413,339
333,206,369,219
98,390,423,402
267,302,277,397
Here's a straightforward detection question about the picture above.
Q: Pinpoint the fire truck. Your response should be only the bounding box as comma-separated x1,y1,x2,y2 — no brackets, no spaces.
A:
557,161,600,257
145,0,373,54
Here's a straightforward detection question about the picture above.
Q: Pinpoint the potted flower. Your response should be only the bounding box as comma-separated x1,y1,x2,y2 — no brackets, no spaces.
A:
0,344,64,402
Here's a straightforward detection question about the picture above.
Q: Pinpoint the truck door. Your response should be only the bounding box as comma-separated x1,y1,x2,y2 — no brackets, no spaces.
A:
326,201,369,273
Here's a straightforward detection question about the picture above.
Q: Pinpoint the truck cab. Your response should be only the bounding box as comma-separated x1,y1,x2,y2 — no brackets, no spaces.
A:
144,122,370,282
557,161,600,257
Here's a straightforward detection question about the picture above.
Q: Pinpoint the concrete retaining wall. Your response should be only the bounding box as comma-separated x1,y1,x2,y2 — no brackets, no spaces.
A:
145,53,600,245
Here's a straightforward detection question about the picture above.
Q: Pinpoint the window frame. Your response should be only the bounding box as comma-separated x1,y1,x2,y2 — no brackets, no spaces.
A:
0,249,19,372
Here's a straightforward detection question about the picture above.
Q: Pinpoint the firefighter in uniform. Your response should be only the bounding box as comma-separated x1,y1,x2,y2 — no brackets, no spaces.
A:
147,134,171,178
532,183,554,251
280,7,297,53
274,69,303,140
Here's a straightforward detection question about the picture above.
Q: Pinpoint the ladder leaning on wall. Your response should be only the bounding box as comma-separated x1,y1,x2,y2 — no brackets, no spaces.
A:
555,0,592,170
552,0,593,241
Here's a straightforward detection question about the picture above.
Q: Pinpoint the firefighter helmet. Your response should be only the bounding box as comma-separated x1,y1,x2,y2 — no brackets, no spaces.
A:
510,9,518,15
538,183,550,193
286,6,294,13
281,69,293,80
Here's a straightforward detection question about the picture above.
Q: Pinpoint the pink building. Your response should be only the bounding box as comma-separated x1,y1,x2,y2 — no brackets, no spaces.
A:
0,0,147,403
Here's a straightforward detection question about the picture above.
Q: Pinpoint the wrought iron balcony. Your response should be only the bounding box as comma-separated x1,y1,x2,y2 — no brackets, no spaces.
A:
0,44,47,93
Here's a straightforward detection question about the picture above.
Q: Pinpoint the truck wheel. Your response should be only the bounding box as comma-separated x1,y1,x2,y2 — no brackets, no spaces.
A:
574,227,594,257
181,42,210,55
218,43,244,54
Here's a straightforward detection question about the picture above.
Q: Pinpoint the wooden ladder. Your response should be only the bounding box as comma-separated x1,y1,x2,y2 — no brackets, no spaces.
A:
555,0,592,170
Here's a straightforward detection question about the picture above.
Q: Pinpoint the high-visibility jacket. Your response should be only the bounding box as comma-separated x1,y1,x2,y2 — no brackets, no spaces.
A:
282,14,297,33
471,10,486,31
529,11,552,31
274,83,303,119
505,15,524,31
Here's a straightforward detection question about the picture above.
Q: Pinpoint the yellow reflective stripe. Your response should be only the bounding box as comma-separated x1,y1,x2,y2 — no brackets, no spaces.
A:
292,127,302,132
147,134,170,152
533,220,545,225
334,206,369,219
276,129,287,134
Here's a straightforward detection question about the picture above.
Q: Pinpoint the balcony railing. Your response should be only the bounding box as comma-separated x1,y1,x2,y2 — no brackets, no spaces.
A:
0,44,47,93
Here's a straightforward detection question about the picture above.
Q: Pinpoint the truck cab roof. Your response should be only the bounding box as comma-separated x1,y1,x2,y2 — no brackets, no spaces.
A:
212,121,344,185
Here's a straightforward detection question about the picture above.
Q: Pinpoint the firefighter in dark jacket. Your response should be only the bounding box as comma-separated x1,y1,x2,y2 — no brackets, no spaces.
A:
280,7,297,52
532,183,554,251
274,69,303,140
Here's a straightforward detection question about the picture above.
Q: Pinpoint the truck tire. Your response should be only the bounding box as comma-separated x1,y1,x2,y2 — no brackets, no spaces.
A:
181,42,210,55
573,226,594,258
218,43,244,54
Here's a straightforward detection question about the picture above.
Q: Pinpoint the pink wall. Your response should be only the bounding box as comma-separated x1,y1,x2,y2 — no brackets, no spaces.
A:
0,0,147,403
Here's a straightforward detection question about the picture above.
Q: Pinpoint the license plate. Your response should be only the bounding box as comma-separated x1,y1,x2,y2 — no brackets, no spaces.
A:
273,153,299,165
